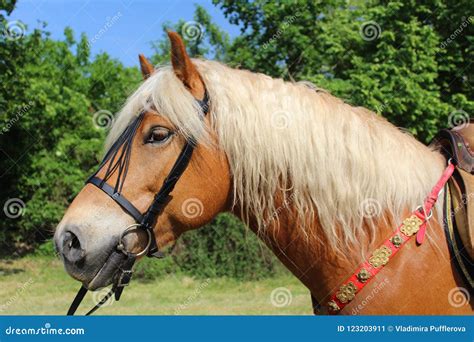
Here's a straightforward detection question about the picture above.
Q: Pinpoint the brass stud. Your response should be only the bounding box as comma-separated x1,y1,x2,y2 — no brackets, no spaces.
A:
368,245,392,268
400,215,423,237
327,300,340,312
357,268,371,283
335,282,357,303
390,234,403,247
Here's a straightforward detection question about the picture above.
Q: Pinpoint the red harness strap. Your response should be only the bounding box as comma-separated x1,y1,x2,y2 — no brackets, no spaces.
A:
327,162,455,314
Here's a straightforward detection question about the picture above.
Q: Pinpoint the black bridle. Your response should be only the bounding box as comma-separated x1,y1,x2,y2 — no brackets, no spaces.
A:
67,91,209,315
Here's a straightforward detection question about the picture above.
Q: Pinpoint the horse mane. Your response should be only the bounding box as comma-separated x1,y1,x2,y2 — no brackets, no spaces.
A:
107,59,445,253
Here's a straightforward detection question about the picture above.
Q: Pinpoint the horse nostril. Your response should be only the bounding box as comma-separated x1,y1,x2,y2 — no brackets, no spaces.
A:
62,231,85,264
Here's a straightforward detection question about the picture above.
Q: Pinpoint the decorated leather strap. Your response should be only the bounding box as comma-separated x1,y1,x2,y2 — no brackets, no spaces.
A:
327,161,455,314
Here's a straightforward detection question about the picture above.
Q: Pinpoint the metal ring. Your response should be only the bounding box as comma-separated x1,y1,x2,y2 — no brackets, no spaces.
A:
415,205,433,220
117,223,152,257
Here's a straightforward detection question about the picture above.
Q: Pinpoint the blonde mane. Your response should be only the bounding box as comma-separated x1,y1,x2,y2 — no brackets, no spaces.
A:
107,59,445,252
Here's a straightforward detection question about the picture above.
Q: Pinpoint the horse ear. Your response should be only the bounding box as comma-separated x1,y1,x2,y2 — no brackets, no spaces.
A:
138,54,154,80
167,31,205,98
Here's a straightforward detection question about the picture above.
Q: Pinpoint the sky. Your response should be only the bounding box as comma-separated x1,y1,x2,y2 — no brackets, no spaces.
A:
6,0,241,66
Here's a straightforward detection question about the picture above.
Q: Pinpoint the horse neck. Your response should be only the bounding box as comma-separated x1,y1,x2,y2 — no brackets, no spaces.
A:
230,131,447,306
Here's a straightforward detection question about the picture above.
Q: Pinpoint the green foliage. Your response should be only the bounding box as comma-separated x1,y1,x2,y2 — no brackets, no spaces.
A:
173,213,277,280
212,0,473,142
33,239,56,257
133,255,178,282
30,213,278,281
150,4,230,64
1,0,472,280
0,8,141,251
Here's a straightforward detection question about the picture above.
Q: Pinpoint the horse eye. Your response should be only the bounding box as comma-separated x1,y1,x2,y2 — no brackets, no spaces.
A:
146,127,172,144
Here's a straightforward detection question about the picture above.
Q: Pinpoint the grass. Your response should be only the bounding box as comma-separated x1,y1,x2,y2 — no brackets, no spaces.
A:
0,256,312,315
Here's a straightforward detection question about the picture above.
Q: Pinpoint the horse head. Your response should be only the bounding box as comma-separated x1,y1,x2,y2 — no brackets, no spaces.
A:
54,32,231,290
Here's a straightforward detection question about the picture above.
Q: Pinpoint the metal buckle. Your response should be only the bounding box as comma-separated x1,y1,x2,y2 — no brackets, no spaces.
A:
117,223,152,258
412,159,452,222
415,205,433,220
116,269,133,287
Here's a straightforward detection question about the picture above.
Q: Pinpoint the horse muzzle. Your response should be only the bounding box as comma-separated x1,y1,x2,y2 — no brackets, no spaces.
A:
54,222,151,289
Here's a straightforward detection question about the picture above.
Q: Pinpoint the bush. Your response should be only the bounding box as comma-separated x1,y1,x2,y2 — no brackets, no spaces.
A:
133,255,177,282
172,213,278,280
33,240,57,258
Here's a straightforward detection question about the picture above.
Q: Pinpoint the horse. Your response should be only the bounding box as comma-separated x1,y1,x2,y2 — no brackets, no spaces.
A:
54,31,472,315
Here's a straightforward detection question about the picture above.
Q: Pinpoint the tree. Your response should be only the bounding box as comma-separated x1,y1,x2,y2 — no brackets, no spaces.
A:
1,0,471,267
151,5,230,64
0,2,141,252
212,0,472,141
